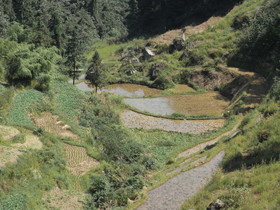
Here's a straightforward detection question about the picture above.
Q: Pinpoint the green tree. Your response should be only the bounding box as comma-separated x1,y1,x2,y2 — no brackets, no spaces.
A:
3,41,60,89
86,51,107,92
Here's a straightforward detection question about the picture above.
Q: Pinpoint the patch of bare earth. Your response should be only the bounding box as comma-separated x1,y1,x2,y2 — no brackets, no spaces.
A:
13,134,43,150
62,143,99,176
32,112,78,139
0,125,20,140
151,17,222,45
120,110,225,134
0,146,22,167
43,186,86,210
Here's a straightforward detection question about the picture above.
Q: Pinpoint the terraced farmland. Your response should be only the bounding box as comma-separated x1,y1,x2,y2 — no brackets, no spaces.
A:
62,143,99,176
33,112,78,139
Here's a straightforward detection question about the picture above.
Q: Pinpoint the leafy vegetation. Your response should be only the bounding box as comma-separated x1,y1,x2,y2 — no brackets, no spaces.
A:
7,89,45,129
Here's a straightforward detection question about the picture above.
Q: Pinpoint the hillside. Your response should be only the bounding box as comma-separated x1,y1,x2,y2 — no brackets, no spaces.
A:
0,0,279,209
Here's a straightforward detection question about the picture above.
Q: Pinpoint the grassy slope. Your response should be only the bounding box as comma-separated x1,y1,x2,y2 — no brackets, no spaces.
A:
181,106,280,209
177,0,280,208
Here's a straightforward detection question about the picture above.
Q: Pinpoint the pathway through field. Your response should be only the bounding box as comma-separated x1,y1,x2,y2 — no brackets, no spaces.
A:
137,152,225,210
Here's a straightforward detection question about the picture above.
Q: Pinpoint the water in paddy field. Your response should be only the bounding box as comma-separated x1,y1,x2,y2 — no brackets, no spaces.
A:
74,82,229,116
124,97,175,115
124,92,230,116
101,84,162,97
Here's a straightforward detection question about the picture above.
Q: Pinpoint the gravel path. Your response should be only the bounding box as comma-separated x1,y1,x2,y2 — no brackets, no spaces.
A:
166,156,207,176
120,110,225,134
176,117,242,159
75,82,94,92
137,152,225,210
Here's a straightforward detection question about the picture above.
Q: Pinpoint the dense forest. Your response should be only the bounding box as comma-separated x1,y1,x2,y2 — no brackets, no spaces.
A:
0,0,279,209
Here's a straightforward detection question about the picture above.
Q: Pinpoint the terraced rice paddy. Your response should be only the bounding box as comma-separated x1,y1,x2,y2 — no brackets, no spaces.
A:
62,143,99,176
124,92,229,116
120,110,225,134
102,83,162,97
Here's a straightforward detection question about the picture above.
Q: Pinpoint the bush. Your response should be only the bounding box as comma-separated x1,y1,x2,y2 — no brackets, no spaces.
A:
152,76,175,90
269,76,280,101
96,125,143,163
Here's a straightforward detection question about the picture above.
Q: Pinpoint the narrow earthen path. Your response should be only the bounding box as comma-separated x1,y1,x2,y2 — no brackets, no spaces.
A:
176,117,242,160
137,152,225,210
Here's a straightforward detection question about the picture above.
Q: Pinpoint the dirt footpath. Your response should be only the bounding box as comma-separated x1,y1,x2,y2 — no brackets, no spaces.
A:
137,152,225,210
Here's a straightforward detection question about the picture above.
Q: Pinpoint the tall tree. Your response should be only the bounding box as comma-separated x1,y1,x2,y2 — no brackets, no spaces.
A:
86,51,107,92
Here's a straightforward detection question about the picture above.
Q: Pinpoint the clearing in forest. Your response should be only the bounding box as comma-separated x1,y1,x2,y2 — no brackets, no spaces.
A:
62,143,99,176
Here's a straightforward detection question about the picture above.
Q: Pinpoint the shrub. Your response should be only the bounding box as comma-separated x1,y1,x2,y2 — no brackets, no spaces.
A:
152,76,175,90
0,193,27,210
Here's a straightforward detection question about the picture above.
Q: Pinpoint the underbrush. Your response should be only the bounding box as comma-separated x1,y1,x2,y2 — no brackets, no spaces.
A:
0,133,72,209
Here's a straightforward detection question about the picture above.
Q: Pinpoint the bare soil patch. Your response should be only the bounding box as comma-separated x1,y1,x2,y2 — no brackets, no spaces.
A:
0,146,22,167
43,186,86,210
151,17,222,45
62,143,99,176
33,112,78,139
0,125,20,140
13,134,43,150
120,110,225,134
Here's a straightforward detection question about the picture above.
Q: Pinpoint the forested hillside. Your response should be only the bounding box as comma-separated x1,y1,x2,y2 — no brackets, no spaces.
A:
0,0,279,209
